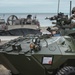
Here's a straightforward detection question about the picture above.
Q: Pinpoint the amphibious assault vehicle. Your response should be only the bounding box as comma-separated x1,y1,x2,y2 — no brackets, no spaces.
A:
0,34,75,75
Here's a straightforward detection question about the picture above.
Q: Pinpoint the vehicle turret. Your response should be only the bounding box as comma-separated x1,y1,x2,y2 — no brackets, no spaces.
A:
46,11,75,38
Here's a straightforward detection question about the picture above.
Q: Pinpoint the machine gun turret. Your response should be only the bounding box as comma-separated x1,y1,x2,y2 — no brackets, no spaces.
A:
45,12,75,37
46,12,71,29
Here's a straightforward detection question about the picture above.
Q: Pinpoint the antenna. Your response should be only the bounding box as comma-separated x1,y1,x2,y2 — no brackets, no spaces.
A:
57,0,60,14
70,1,72,17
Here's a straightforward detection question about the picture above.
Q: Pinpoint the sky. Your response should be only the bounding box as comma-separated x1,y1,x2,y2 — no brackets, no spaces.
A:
0,0,75,13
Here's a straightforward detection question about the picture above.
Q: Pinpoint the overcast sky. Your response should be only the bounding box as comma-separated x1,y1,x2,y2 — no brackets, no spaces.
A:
0,0,75,13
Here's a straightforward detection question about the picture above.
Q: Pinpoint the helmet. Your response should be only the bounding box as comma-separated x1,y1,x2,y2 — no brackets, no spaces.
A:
72,7,75,14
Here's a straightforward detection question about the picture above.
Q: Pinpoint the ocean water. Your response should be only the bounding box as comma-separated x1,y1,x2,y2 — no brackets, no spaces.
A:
0,13,68,27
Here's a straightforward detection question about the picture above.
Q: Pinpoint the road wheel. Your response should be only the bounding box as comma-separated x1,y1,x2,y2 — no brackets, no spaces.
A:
56,66,75,75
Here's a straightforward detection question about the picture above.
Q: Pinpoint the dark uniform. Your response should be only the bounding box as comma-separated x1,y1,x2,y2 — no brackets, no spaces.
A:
70,7,75,28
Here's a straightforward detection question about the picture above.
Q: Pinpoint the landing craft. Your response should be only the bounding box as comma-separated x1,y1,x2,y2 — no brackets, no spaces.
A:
0,14,40,30
0,14,41,36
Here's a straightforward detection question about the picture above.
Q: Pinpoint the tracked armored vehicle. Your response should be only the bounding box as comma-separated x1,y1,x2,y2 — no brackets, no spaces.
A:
0,34,75,75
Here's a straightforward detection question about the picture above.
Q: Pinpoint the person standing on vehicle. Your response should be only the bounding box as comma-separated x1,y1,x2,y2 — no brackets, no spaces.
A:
70,7,75,28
